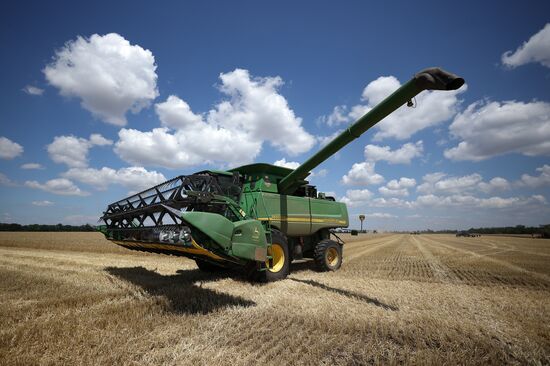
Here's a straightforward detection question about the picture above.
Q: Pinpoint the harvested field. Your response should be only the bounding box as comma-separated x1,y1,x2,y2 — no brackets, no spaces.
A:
0,232,549,365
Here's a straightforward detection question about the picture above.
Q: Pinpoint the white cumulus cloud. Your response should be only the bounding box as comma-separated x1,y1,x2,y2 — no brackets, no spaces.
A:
423,172,447,183
115,126,261,169
317,129,343,147
434,173,483,193
371,197,413,208
340,190,413,208
47,134,113,168
89,133,113,146
478,177,511,193
273,159,328,179
417,172,510,195
115,69,315,169
25,178,88,196
340,168,547,213
364,212,397,219
502,23,550,68
63,166,166,192
44,33,158,126
364,141,423,164
519,165,550,188
362,76,402,105
341,162,384,186
340,189,373,207
155,95,203,129
379,177,416,197
445,100,550,161
318,105,350,127
273,158,300,170
416,194,545,209
0,173,17,187
315,169,328,178
21,163,44,170
22,85,44,95
0,137,23,159
32,200,54,206
378,187,405,197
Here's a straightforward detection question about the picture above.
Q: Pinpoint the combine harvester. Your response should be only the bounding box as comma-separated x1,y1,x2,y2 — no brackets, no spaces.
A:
100,68,464,281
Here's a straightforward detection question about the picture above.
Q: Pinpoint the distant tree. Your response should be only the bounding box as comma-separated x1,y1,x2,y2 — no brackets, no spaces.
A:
0,223,96,232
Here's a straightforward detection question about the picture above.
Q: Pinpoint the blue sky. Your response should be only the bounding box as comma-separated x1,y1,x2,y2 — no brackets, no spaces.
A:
1,0,549,230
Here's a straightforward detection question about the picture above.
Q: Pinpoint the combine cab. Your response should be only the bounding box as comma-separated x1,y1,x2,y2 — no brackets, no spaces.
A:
100,67,464,281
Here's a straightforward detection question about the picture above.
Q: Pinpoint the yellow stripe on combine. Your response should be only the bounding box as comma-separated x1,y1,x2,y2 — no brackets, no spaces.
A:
111,239,224,261
257,216,347,225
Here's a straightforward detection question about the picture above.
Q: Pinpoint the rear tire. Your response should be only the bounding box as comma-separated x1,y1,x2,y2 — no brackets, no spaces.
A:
314,239,343,272
195,259,224,272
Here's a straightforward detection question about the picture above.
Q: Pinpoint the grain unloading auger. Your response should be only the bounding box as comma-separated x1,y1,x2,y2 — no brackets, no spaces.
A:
100,67,464,281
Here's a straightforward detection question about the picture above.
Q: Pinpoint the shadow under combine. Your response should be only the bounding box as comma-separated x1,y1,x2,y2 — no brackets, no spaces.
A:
105,266,255,315
289,259,318,273
289,278,398,311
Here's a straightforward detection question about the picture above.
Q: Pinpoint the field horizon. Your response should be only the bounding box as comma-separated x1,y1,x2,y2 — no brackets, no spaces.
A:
1,232,549,365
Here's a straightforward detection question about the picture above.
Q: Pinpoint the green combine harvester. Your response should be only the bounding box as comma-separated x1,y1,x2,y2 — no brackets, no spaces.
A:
100,67,464,281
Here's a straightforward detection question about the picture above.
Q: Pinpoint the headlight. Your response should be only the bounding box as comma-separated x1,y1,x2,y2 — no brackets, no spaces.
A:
159,231,170,242
179,227,192,243
159,227,191,244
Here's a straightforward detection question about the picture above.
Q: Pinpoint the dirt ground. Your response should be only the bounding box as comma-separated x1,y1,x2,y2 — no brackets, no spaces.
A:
0,232,548,365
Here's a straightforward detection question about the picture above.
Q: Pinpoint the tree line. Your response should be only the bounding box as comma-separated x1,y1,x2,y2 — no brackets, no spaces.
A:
0,223,96,232
414,224,550,237
464,224,550,237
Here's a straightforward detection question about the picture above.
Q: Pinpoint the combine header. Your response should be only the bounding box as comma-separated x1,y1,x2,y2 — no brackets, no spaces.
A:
100,67,464,281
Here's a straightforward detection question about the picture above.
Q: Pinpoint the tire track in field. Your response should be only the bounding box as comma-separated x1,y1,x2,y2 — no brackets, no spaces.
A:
480,238,515,251
343,234,397,255
441,237,505,257
481,238,550,258
410,235,461,284
344,235,403,262
421,235,550,284
373,236,407,279
425,236,508,259
455,237,517,257
343,234,394,250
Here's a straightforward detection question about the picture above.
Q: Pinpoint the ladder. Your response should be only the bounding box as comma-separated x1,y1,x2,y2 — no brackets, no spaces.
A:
255,191,273,269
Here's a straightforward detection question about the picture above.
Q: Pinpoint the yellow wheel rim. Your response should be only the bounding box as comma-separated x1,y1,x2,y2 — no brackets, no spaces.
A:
326,247,339,267
266,243,285,273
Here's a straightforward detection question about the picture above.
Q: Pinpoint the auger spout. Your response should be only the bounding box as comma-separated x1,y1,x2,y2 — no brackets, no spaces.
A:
278,67,464,195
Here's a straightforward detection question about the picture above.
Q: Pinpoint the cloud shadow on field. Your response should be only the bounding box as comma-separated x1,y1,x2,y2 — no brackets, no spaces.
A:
105,266,255,315
289,278,398,311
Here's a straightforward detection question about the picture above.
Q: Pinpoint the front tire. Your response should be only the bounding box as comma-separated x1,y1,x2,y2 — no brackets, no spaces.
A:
250,229,290,282
314,239,343,272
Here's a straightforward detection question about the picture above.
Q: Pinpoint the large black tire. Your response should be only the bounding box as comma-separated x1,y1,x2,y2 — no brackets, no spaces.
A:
314,239,343,272
250,229,290,282
195,259,225,272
